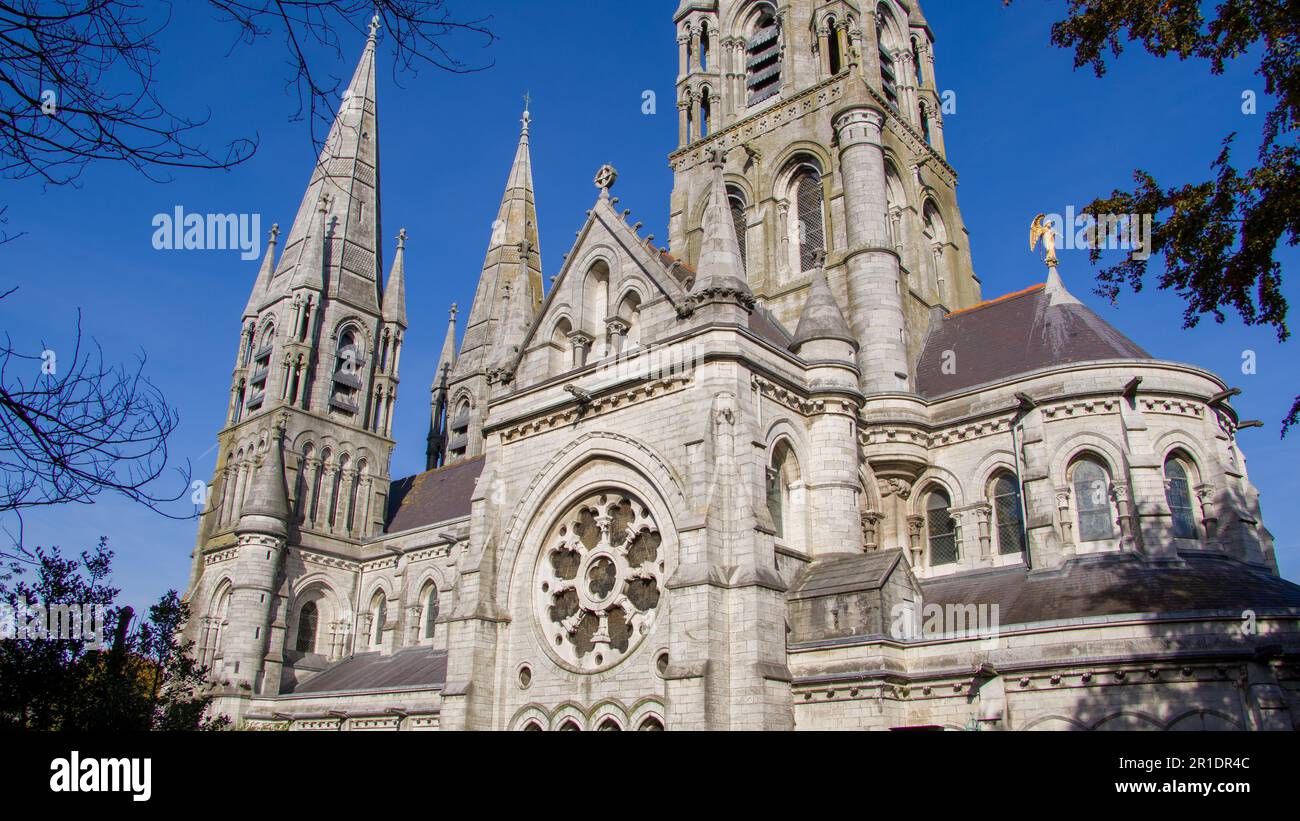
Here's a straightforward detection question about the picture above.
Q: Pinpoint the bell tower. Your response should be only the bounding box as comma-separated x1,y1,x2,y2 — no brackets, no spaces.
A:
668,0,979,392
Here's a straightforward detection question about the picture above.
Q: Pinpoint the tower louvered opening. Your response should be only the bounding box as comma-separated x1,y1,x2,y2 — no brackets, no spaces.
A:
746,12,782,106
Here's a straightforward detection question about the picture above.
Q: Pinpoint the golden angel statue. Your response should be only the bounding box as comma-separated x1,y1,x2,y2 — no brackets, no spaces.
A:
1030,213,1059,267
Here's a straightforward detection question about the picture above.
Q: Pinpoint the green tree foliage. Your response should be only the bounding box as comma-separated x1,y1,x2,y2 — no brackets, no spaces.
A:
0,538,228,730
1009,0,1299,433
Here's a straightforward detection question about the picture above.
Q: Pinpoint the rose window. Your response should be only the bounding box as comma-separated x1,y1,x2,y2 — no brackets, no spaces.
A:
535,492,663,672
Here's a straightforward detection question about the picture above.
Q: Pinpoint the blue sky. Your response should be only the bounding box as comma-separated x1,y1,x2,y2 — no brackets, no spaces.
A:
2,1,1296,611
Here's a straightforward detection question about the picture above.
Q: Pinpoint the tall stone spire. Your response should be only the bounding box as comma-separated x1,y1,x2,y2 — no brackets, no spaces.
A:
453,104,544,382
382,228,408,327
266,18,384,311
426,304,458,470
444,103,544,460
243,224,280,319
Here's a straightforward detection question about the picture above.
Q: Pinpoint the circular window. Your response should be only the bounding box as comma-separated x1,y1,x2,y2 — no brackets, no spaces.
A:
534,491,664,673
518,664,533,690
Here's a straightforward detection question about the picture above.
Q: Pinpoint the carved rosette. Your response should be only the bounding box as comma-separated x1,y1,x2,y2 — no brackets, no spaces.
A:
535,491,664,673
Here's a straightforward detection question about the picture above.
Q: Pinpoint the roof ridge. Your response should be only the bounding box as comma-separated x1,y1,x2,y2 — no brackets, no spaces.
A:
944,282,1045,319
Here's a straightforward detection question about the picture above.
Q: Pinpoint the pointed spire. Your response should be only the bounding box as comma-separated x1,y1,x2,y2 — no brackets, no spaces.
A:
426,303,459,470
243,224,280,319
267,25,383,309
686,148,753,311
433,303,459,389
382,228,408,327
238,414,290,537
1044,263,1081,307
791,258,857,356
452,105,544,384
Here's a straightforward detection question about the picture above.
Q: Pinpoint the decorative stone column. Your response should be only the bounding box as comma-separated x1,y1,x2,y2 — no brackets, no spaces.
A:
817,24,831,75
861,511,883,551
569,331,594,368
1196,483,1219,549
677,97,690,147
1055,485,1075,553
604,318,628,356
907,515,925,568
1111,482,1137,551
974,503,993,564
833,106,910,391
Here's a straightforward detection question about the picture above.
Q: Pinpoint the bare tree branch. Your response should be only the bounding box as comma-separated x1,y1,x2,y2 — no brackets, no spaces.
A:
0,289,191,558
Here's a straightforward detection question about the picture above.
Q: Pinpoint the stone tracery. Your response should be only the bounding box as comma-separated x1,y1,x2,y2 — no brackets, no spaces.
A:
535,491,663,672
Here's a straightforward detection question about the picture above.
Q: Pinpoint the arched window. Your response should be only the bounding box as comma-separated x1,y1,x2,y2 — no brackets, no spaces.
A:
921,202,947,300
991,472,1026,555
448,398,471,461
745,5,782,106
347,458,367,535
201,584,233,671
926,489,958,565
597,718,622,731
330,326,364,417
728,187,748,274
329,452,350,530
826,18,843,75
550,317,573,374
877,5,900,111
700,87,712,137
920,100,932,144
911,36,925,86
638,716,665,731
616,292,643,351
522,721,544,732
295,601,319,653
1071,457,1115,542
1164,455,1198,539
794,167,826,273
309,447,330,525
766,440,803,547
700,22,710,71
584,260,610,358
558,720,581,732
370,591,387,647
422,583,440,639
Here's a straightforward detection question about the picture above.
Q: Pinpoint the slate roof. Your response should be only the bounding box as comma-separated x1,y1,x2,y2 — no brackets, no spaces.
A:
922,553,1300,627
385,455,485,534
749,303,794,350
915,281,1150,398
788,549,906,600
287,647,448,694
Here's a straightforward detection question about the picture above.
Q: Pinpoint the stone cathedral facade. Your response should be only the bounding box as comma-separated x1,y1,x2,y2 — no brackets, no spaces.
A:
184,2,1300,731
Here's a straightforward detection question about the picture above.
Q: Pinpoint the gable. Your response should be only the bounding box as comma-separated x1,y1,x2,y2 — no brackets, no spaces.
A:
509,195,694,391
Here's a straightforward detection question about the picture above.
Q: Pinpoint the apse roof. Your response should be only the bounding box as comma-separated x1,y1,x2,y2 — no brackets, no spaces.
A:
915,281,1150,399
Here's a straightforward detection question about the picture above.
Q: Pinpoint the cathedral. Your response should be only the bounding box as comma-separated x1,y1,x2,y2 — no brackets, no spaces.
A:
183,1,1300,731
